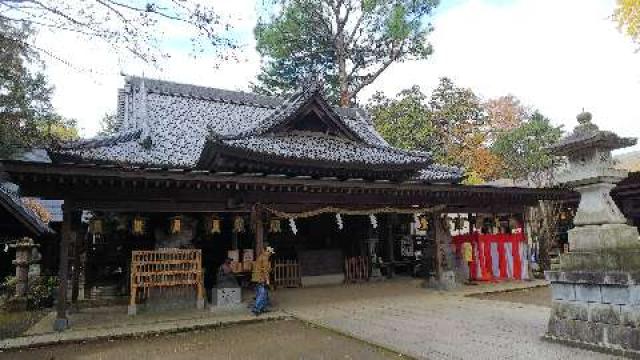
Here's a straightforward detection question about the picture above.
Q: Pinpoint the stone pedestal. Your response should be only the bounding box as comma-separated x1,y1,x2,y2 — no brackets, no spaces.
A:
211,287,241,308
547,270,640,354
426,270,458,290
545,111,639,355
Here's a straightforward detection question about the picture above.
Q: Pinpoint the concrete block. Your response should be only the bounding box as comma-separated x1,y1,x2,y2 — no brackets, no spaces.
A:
604,272,631,286
630,286,640,305
551,283,576,301
621,305,640,327
574,320,604,344
545,271,562,282
601,286,630,305
566,271,605,284
551,300,588,321
575,284,602,303
548,318,572,338
589,303,621,325
605,325,632,348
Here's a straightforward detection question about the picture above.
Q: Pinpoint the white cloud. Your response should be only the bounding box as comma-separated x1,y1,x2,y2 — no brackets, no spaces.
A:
362,0,640,152
39,0,640,155
35,0,261,137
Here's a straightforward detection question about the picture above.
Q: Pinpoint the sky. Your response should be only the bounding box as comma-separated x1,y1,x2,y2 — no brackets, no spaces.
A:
35,0,640,152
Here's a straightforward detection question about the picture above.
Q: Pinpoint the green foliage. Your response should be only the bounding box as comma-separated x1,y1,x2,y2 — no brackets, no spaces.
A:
98,113,120,136
0,19,77,158
369,78,503,182
368,86,436,151
492,111,563,186
253,0,438,105
1,275,57,309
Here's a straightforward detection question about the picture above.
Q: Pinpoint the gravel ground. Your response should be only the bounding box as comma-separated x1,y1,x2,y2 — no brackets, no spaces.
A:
470,286,552,308
1,319,401,360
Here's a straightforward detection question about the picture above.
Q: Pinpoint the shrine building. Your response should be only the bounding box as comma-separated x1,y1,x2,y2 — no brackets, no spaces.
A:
0,76,566,329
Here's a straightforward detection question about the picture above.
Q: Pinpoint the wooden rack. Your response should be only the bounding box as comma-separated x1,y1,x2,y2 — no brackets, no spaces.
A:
345,256,369,283
129,248,204,315
273,259,302,288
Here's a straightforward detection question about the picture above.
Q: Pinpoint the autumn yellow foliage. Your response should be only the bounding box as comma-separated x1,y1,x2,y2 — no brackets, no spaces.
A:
614,0,640,42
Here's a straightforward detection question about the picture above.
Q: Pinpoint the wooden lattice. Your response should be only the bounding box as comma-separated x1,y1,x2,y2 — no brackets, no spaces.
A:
129,249,204,315
273,259,301,288
345,256,369,283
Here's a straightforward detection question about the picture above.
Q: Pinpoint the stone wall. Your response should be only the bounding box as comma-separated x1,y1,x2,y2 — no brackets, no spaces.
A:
547,271,640,354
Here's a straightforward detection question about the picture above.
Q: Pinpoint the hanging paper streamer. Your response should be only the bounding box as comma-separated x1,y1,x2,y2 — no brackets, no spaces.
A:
369,214,378,229
336,213,343,230
3,244,8,253
289,218,298,235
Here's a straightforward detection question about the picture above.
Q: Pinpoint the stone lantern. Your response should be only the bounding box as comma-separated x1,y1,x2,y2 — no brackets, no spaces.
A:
8,237,40,310
545,112,640,353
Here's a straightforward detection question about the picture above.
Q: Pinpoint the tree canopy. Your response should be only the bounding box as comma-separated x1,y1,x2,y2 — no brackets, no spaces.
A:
0,19,77,158
0,0,236,65
614,0,640,47
491,111,563,187
368,86,436,152
253,0,438,106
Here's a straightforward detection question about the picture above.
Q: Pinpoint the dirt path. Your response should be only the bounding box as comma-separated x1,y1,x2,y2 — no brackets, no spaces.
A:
2,319,402,360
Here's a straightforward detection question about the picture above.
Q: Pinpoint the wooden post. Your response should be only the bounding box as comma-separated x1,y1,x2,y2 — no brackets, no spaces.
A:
54,204,75,331
434,213,442,280
386,214,396,278
70,229,85,310
253,205,264,256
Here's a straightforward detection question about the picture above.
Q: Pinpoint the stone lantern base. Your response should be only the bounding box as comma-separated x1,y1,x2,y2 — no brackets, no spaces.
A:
546,251,640,355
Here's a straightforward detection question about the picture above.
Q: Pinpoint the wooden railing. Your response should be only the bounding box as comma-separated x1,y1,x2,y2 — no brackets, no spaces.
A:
273,259,301,288
345,256,369,283
129,249,204,315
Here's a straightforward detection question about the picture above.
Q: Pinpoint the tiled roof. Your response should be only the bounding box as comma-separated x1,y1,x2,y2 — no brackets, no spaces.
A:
52,76,462,183
217,132,430,168
0,182,53,237
415,164,465,183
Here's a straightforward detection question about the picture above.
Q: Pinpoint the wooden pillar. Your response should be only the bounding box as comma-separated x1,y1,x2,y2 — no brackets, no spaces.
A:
71,229,86,309
434,213,442,280
386,214,396,278
252,205,264,256
54,203,76,331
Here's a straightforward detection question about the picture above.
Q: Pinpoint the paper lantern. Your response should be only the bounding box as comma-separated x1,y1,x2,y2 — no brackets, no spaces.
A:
169,216,182,234
417,215,429,231
210,217,221,234
89,218,103,235
233,216,245,233
132,216,145,236
269,219,281,233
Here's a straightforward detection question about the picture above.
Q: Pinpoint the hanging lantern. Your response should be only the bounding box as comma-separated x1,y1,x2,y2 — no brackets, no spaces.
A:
210,216,222,234
417,215,429,231
169,216,182,234
289,218,298,235
369,214,378,229
132,216,145,236
336,213,344,230
233,216,245,233
89,218,103,235
269,218,282,233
